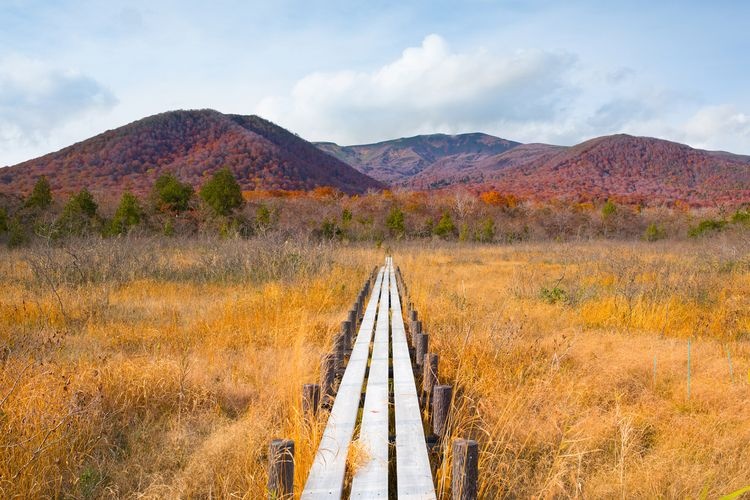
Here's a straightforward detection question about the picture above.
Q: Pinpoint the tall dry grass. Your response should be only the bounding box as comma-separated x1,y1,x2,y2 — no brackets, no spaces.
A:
0,235,748,497
398,237,750,498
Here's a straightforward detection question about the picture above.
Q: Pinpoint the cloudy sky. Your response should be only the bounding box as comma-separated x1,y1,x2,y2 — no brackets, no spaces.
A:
2,0,749,166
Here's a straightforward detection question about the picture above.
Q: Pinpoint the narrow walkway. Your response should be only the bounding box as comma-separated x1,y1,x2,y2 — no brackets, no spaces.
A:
302,258,436,499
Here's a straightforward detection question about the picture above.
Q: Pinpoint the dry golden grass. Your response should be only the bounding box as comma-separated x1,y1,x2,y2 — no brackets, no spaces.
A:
0,236,748,498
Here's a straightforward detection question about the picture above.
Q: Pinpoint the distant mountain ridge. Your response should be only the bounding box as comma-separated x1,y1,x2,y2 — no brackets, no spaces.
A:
0,110,383,196
316,133,520,184
2,109,749,205
318,133,750,205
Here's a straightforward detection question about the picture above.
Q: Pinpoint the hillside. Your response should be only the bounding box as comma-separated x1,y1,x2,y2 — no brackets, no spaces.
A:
0,110,383,196
473,135,750,204
316,133,520,184
324,133,750,205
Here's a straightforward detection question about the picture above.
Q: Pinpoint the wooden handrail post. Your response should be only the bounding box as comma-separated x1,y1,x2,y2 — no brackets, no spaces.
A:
341,320,352,349
422,353,439,408
268,439,295,499
321,353,337,403
302,383,320,420
433,384,453,438
452,438,478,500
416,333,429,370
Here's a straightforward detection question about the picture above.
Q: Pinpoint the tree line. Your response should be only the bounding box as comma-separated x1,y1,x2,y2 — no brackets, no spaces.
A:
1,169,748,248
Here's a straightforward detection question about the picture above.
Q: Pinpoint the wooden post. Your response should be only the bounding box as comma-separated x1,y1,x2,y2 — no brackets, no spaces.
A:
422,353,439,407
321,353,337,402
348,309,357,331
302,383,320,419
268,438,294,499
410,310,418,323
433,384,453,438
334,335,346,376
452,438,478,500
341,320,352,349
416,334,428,370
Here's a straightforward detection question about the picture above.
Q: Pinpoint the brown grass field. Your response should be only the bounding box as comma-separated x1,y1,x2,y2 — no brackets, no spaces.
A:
0,236,749,498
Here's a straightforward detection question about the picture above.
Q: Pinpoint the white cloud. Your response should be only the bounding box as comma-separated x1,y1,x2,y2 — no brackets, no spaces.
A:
0,55,116,165
682,105,750,151
257,34,578,144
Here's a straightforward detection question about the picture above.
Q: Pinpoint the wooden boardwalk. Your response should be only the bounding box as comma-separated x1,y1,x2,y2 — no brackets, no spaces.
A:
302,258,436,499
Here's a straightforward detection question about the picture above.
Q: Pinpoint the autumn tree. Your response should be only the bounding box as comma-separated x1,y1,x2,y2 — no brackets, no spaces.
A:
200,168,243,216
25,176,53,210
153,173,194,213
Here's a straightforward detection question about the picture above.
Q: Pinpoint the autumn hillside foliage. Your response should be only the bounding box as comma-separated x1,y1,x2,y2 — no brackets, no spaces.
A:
2,170,750,248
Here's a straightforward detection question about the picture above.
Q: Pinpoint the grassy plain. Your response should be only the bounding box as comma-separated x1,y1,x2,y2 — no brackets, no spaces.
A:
0,235,748,498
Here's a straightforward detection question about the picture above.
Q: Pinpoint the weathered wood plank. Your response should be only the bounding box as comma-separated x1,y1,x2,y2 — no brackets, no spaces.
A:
350,266,390,497
302,268,386,499
389,258,437,499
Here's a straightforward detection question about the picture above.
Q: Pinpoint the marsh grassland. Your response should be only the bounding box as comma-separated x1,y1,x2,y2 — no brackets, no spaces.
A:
0,236,748,498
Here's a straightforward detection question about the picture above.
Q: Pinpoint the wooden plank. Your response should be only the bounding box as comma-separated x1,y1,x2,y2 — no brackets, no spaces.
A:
389,258,437,499
350,265,390,497
302,268,386,499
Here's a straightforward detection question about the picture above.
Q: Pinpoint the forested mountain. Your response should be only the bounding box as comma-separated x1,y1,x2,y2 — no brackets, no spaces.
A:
0,110,383,196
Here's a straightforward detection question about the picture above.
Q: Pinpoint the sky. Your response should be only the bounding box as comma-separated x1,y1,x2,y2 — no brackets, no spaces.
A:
1,0,750,166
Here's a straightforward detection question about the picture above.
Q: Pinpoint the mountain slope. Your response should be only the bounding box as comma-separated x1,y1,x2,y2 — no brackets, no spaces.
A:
316,133,520,184
0,110,383,196
323,132,750,204
472,134,750,204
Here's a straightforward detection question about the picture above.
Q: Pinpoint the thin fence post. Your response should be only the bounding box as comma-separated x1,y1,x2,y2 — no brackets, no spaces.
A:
302,383,320,420
268,439,294,499
452,438,478,500
341,320,352,350
433,384,453,438
416,333,429,370
348,309,357,332
321,353,337,404
334,335,345,377
422,353,439,408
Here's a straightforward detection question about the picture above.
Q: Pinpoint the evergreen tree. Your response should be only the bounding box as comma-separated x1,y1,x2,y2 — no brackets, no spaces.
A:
110,192,143,235
386,206,405,238
25,176,52,210
153,173,194,212
434,211,456,238
56,188,99,236
199,168,243,216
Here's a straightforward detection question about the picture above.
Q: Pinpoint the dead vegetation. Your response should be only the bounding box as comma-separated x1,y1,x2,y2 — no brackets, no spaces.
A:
0,236,748,497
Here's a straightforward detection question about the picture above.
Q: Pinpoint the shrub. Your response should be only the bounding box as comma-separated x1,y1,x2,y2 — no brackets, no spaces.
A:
478,218,495,242
341,208,353,223
153,173,194,212
434,211,456,239
602,200,617,218
0,207,7,233
25,176,53,210
643,223,666,242
200,168,243,216
730,209,750,226
109,192,143,235
319,218,342,240
255,204,274,234
688,218,726,237
540,285,568,304
386,206,405,238
7,216,26,248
